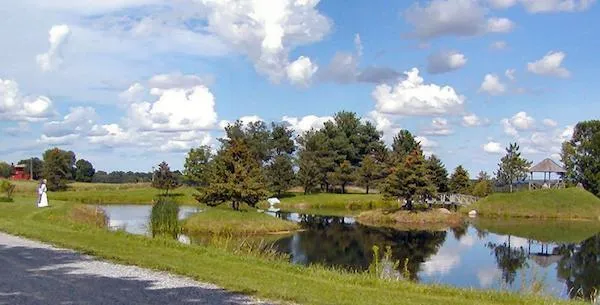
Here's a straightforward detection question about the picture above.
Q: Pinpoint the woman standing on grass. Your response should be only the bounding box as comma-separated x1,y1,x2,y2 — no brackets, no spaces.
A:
37,179,48,208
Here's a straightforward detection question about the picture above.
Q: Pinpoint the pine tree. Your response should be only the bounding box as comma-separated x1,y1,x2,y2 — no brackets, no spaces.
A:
449,165,471,195
426,155,449,193
183,146,212,186
495,143,532,193
357,155,381,194
152,161,181,195
330,160,355,194
391,130,418,162
267,155,295,196
297,151,320,195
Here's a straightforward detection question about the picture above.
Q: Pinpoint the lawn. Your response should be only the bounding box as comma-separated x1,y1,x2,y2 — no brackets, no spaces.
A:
267,192,396,210
465,188,600,219
183,208,299,235
0,198,583,305
356,209,464,231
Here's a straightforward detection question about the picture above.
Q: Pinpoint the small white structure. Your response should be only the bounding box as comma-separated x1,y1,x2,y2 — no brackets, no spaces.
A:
468,210,477,218
267,198,280,206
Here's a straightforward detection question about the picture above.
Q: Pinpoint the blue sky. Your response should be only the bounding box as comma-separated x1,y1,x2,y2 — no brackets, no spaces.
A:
1,0,598,175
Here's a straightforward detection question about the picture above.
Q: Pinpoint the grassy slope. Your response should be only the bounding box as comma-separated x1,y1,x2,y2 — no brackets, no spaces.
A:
472,218,600,243
465,188,600,219
270,193,395,210
183,208,299,235
0,198,579,305
356,209,464,231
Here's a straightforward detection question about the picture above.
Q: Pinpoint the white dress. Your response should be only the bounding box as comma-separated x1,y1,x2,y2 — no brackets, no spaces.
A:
38,184,48,208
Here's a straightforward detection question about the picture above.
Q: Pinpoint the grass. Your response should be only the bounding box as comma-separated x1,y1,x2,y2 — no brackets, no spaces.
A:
471,218,600,243
0,198,583,305
356,209,464,231
267,192,396,210
183,207,300,235
465,188,600,219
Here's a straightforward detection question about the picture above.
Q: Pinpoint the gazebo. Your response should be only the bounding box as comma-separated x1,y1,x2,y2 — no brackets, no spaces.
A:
529,158,567,190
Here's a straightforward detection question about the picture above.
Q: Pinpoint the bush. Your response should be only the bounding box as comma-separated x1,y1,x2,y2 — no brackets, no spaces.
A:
472,180,492,197
0,180,15,200
0,197,14,203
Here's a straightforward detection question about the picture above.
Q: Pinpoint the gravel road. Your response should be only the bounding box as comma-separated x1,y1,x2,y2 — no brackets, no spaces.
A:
0,232,274,305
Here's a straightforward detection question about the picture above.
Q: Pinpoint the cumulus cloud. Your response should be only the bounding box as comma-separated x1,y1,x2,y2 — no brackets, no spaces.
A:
505,69,516,81
527,51,570,78
483,141,503,154
427,50,468,74
0,78,55,121
119,83,145,104
286,56,318,87
282,115,333,134
462,113,488,127
404,0,514,39
479,74,506,95
42,107,97,140
501,111,535,136
372,68,465,116
543,118,558,127
148,73,213,90
517,125,574,157
36,24,71,72
423,118,454,136
519,0,596,13
488,0,518,9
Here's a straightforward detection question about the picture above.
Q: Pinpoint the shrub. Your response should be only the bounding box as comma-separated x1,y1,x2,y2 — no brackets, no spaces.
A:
0,180,15,201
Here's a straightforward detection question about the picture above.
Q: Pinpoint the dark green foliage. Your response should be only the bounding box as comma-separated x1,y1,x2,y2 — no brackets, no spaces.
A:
0,162,11,178
18,157,43,180
449,165,471,195
567,120,600,196
426,155,449,193
183,146,212,186
329,160,355,194
197,138,268,210
223,120,271,162
270,123,296,155
0,180,15,200
382,148,436,210
495,143,532,193
150,197,180,239
152,161,181,195
357,155,382,194
297,151,321,195
92,171,152,183
267,155,295,196
392,130,418,162
42,148,76,191
75,159,95,182
560,141,577,184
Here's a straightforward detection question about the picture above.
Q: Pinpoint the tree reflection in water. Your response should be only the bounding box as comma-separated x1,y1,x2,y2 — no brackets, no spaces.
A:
486,236,529,286
271,213,447,280
556,234,600,301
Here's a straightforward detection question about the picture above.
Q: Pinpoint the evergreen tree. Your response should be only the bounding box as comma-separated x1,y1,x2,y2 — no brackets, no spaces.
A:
391,130,418,162
567,120,600,195
449,165,471,194
382,148,435,210
560,141,577,184
267,155,295,196
197,138,267,210
183,146,212,186
357,155,380,194
330,160,355,194
426,155,449,193
298,129,337,192
222,120,271,163
75,159,95,182
495,143,532,193
42,148,76,191
472,171,493,197
152,161,181,195
297,151,320,194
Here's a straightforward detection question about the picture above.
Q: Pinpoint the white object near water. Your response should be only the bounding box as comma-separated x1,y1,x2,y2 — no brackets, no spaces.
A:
468,210,477,218
267,198,281,206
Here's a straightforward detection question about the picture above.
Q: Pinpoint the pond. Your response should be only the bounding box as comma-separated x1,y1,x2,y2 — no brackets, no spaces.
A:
100,205,600,301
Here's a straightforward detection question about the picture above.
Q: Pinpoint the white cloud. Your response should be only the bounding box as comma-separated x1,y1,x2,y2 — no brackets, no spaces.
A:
427,50,468,74
502,119,519,136
404,0,514,39
423,118,454,136
487,17,515,33
286,56,318,87
490,41,508,50
0,78,55,121
527,51,570,78
354,33,363,57
36,24,71,72
501,111,535,136
479,74,506,95
366,111,400,144
415,136,438,148
421,247,460,276
462,113,488,127
519,0,596,13
483,141,503,154
543,118,558,127
148,73,213,90
488,0,518,9
119,83,145,104
282,115,333,134
373,68,465,116
505,69,516,81
42,107,97,140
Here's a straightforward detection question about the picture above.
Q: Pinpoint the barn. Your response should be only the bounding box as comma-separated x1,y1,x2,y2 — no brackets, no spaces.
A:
10,164,30,180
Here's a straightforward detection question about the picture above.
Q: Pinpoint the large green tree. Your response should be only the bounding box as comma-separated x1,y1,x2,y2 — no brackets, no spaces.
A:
223,120,271,163
391,130,418,162
0,162,11,178
382,148,435,210
297,150,321,194
197,138,268,210
357,155,381,194
298,129,337,192
266,123,296,196
495,143,532,193
42,148,76,191
75,159,95,182
426,155,449,193
449,165,471,195
152,161,181,195
183,146,213,186
560,141,577,184
566,120,600,195
329,160,355,194
18,157,43,180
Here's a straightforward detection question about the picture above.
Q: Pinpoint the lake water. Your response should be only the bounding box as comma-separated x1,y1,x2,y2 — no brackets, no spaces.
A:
100,205,600,301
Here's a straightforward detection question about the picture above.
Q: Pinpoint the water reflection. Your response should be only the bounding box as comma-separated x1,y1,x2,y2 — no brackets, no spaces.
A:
101,204,199,236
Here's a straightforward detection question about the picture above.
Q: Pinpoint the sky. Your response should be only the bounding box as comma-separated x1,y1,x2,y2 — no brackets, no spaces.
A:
1,0,599,175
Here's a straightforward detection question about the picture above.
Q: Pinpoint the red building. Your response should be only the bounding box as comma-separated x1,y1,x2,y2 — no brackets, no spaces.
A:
10,164,30,181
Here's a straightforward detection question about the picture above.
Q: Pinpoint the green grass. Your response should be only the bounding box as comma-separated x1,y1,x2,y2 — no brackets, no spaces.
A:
267,192,396,210
465,188,600,219
183,207,299,235
471,218,600,243
356,209,464,231
0,198,583,305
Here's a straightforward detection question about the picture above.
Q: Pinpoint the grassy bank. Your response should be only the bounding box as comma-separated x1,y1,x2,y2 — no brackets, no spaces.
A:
466,188,600,219
266,193,396,210
183,208,299,235
0,198,581,305
472,218,600,244
357,209,464,231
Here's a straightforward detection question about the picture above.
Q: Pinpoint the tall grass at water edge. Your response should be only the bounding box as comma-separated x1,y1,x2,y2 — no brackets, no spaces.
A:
150,198,181,239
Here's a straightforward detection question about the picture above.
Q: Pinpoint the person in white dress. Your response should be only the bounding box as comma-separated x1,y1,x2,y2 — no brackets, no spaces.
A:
37,179,49,208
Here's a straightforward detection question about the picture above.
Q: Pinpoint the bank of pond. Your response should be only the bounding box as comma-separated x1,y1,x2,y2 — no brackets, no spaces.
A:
98,203,600,302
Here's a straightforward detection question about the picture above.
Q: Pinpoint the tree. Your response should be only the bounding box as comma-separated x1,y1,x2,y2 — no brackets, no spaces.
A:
297,151,320,194
270,123,295,156
357,155,380,194
472,171,493,197
197,138,268,210
391,130,418,162
298,129,337,192
567,120,600,195
426,155,449,193
183,146,212,186
152,161,181,195
222,120,271,163
449,165,471,195
0,162,11,178
267,155,295,196
42,148,76,191
75,159,95,182
560,141,577,184
382,148,436,210
495,143,532,193
330,160,355,194
18,157,43,180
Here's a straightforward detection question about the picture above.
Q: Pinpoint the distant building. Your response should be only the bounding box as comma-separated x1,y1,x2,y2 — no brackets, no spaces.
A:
10,164,30,180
